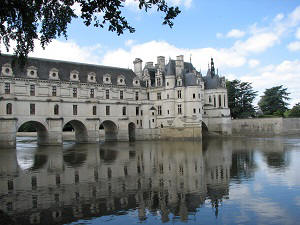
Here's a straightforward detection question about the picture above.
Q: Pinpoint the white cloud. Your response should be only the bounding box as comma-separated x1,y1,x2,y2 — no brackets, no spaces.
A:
226,29,245,38
248,59,260,68
296,27,300,39
216,32,223,38
125,39,135,47
101,40,246,70
241,60,300,107
233,33,279,54
274,13,284,22
287,41,300,51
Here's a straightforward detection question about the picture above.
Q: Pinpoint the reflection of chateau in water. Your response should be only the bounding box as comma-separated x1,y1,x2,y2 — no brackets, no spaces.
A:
0,141,233,224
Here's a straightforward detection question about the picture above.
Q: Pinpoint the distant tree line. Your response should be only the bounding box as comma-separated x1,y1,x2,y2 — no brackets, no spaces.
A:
226,80,300,118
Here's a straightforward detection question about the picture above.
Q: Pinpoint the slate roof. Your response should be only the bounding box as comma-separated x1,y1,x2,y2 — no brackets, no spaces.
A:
0,54,139,87
203,69,224,89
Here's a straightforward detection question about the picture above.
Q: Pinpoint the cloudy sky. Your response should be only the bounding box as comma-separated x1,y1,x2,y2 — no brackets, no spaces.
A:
2,0,300,106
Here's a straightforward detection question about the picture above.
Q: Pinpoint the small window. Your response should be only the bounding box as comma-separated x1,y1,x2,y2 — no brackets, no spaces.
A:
193,108,196,114
167,110,170,115
122,106,126,116
167,82,169,86
193,93,195,99
5,68,10,74
135,92,139,100
90,89,94,98
120,79,123,83
73,88,77,98
73,105,77,115
177,90,182,99
30,104,35,115
167,94,169,99
30,84,35,96
147,93,150,100
6,103,12,115
209,96,212,103
52,86,57,96
158,106,162,116
54,105,59,115
157,92,161,100
141,110,143,116
177,104,182,114
136,107,139,116
30,70,35,76
120,90,123,99
5,83,10,94
106,90,109,99
93,106,97,115
106,106,110,115
106,77,109,82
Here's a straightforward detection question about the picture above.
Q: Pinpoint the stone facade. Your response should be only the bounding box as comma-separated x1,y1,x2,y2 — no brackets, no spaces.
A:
0,54,231,147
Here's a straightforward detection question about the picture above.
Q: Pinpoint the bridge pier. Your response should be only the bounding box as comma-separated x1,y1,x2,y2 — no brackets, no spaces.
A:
38,118,63,145
117,120,130,141
83,119,100,143
0,118,17,148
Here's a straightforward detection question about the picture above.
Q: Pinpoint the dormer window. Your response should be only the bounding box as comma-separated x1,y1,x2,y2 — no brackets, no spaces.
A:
49,68,59,80
177,79,182,86
103,74,111,84
70,70,79,82
1,63,13,76
133,78,140,87
117,75,125,85
27,66,38,78
88,72,96,83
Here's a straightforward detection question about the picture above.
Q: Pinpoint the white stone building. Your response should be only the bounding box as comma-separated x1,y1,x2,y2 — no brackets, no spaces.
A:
0,54,231,147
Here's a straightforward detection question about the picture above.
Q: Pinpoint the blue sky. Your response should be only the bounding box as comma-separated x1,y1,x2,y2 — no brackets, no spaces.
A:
2,0,300,106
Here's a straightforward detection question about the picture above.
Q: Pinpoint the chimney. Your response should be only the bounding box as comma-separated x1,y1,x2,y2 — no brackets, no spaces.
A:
175,55,184,76
146,62,154,68
157,56,165,70
133,58,143,78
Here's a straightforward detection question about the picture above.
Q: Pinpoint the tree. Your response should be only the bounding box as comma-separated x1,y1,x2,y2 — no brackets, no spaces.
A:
258,85,290,116
226,79,257,119
0,0,180,62
285,103,300,117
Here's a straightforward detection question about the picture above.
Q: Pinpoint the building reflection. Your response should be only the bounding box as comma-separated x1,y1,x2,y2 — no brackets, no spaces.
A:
0,139,238,224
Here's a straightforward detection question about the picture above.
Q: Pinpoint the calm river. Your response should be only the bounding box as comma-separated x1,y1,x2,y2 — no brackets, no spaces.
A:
0,136,300,225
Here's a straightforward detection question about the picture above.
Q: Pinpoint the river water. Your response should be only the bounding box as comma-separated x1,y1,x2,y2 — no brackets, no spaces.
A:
0,136,300,225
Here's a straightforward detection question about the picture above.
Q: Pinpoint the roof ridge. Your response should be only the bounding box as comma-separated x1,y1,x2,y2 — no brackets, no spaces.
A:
1,53,133,71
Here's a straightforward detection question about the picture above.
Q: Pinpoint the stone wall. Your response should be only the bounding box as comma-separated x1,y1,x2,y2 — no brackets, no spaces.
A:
232,118,300,136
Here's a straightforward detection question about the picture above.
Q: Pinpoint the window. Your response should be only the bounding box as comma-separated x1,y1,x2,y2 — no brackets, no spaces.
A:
52,86,57,96
199,108,201,113
219,95,222,108
73,88,77,98
30,85,35,96
122,106,126,116
120,90,123,99
224,95,226,107
106,106,110,115
30,104,35,115
214,96,216,107
177,80,181,86
193,108,196,114
54,104,59,115
141,110,143,116
147,93,150,100
135,92,139,100
146,80,149,87
177,90,182,99
198,93,201,99
136,107,139,116
157,92,161,100
90,89,94,98
167,82,169,86
167,110,170,115
6,103,12,115
73,105,77,115
93,106,97,115
158,106,162,115
157,78,161,86
8,180,14,191
177,104,182,114
5,83,10,94
209,96,212,103
193,93,195,99
106,90,109,99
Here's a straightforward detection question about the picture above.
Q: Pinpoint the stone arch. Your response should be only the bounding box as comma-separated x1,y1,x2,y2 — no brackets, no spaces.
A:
17,120,49,145
99,120,118,141
202,121,209,137
63,120,88,143
128,122,136,142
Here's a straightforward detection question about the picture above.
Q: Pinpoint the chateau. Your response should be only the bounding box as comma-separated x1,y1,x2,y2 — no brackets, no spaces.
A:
0,54,231,147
